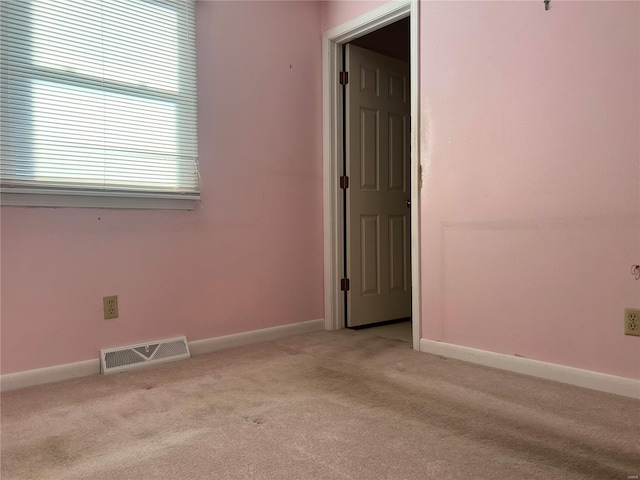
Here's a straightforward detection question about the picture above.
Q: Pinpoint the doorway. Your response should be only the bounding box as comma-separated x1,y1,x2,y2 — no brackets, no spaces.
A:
343,22,411,333
322,1,421,350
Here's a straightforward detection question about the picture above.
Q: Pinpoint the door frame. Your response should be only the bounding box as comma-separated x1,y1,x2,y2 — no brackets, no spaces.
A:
322,0,421,350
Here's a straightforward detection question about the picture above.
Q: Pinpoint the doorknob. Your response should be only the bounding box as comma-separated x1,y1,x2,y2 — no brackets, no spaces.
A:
406,199,411,208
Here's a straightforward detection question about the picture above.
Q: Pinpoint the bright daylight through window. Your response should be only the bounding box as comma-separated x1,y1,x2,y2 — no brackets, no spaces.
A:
0,0,199,209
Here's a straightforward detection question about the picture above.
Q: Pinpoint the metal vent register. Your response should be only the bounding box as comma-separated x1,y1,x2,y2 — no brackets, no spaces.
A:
100,336,190,374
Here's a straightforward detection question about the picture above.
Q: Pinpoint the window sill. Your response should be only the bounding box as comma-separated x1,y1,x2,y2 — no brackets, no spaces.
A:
1,189,200,210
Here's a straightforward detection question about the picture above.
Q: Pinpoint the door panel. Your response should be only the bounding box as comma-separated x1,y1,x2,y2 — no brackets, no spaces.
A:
388,113,406,192
389,214,407,293
346,44,411,327
360,215,380,296
360,108,379,190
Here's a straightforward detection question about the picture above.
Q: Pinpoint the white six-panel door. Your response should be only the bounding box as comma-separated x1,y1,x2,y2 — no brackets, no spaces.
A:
346,44,411,327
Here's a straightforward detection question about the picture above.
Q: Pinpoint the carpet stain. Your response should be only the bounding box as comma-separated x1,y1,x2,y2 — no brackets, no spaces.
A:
39,436,72,466
2,435,76,479
133,431,155,440
244,416,265,426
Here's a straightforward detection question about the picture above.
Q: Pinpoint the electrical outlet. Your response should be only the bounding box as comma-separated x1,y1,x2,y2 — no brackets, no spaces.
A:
103,295,119,319
624,308,640,336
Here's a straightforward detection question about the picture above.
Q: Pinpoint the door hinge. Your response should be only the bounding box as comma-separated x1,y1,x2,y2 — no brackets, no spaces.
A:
339,175,349,189
339,71,349,85
340,278,350,291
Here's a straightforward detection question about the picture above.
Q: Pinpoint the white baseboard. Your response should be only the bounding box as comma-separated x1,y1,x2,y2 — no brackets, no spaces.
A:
0,359,101,393
188,319,325,356
0,319,325,392
420,339,640,399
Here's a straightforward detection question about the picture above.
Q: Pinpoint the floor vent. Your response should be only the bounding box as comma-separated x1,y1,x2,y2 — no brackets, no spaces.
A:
100,336,190,375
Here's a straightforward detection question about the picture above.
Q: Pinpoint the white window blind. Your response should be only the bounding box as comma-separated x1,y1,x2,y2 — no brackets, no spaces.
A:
0,0,199,209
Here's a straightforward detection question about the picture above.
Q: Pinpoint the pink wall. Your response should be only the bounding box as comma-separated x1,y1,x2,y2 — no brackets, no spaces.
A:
420,1,640,379
322,0,639,379
321,0,390,32
0,1,324,374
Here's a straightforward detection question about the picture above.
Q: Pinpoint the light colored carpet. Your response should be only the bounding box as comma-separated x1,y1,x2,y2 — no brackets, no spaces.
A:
364,320,412,343
1,329,638,480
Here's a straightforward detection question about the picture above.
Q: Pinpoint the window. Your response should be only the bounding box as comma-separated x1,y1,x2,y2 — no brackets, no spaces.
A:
0,0,199,209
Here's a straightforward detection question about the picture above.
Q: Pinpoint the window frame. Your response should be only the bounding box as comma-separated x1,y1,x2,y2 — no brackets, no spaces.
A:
0,0,199,210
